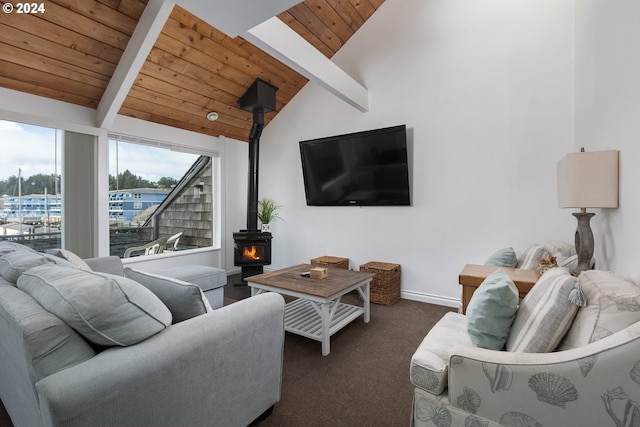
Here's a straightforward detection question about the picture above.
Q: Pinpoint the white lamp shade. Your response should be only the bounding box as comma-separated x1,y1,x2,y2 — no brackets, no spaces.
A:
557,150,619,209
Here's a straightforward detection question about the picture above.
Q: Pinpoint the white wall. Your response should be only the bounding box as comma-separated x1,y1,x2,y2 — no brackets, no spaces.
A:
224,138,249,274
574,0,640,281
237,0,576,306
9,0,638,300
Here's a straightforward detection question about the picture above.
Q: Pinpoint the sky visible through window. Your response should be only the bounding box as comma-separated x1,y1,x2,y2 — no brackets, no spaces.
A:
108,139,199,185
0,120,198,184
0,120,60,181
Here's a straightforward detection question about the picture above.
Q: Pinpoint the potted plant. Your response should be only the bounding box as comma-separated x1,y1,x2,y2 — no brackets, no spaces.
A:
257,197,282,233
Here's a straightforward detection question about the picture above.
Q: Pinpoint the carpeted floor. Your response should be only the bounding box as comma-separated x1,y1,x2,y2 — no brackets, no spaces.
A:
255,294,453,427
0,402,9,427
0,293,453,427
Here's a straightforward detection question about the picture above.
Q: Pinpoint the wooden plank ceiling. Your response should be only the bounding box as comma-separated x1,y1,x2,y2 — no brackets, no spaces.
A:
0,0,384,142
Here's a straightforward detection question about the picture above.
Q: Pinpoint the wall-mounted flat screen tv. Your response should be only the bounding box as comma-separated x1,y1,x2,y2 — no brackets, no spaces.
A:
299,125,411,206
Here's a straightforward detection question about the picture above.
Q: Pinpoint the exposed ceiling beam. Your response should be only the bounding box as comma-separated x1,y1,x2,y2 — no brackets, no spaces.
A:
96,0,175,129
244,17,369,112
0,88,102,136
175,0,302,38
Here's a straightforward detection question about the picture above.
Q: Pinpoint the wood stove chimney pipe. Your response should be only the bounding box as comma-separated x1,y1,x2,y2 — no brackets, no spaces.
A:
238,79,278,233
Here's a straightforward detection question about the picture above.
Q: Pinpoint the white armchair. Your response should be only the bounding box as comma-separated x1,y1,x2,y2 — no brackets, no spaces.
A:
164,231,183,251
123,236,169,257
411,269,640,426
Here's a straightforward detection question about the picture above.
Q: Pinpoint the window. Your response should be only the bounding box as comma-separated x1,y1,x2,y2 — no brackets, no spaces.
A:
108,136,216,258
0,120,62,251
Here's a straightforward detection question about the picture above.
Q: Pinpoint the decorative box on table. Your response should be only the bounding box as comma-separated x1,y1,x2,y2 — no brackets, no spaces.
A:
359,261,401,306
311,256,349,270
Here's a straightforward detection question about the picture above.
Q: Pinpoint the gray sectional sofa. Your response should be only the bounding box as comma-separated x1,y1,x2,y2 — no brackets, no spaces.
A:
0,242,285,427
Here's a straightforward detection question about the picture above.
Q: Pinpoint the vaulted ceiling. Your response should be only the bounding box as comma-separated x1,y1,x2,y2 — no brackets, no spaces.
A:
0,0,384,142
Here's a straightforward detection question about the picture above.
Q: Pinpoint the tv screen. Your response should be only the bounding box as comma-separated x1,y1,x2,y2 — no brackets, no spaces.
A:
299,125,410,206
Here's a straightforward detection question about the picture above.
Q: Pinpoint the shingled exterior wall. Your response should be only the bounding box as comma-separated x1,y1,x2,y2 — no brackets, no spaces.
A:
156,163,214,250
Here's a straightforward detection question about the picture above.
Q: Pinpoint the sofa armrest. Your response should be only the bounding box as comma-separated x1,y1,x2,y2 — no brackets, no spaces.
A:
447,321,640,426
35,293,285,427
83,256,124,276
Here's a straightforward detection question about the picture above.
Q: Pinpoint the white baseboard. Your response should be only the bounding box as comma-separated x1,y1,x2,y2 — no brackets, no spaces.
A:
227,267,462,311
401,290,461,311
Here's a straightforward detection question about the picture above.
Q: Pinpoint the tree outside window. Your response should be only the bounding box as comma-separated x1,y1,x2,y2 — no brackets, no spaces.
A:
108,137,216,258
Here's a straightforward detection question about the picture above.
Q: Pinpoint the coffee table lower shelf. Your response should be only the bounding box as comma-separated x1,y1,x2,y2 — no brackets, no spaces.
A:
246,264,373,355
285,299,364,341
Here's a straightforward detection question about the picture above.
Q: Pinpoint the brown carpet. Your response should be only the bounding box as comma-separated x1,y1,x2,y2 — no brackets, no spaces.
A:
255,295,453,427
0,296,453,427
0,401,9,427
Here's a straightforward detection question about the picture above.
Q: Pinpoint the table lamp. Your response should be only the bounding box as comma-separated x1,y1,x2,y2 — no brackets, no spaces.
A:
557,149,619,272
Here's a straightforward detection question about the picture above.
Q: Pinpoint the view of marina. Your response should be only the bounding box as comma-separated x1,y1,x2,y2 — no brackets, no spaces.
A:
0,120,214,256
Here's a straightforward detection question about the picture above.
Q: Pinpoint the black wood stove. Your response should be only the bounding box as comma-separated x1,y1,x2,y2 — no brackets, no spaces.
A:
233,230,272,280
233,78,278,283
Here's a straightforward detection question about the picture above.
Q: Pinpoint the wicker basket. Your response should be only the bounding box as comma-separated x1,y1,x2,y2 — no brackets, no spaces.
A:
310,256,349,270
360,261,401,306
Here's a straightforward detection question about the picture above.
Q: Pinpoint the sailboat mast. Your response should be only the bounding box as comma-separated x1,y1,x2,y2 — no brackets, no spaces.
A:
18,167,22,234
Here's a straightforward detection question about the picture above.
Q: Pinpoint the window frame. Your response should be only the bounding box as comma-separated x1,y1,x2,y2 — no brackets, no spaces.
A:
106,133,222,258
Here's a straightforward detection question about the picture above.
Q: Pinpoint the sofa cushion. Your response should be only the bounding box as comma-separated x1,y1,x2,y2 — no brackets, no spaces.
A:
410,311,472,395
83,256,124,276
506,267,579,352
0,241,36,256
156,265,227,292
0,250,74,284
484,247,518,268
123,268,212,323
558,270,640,351
466,268,519,350
17,265,172,346
0,284,95,380
46,248,92,271
517,244,551,269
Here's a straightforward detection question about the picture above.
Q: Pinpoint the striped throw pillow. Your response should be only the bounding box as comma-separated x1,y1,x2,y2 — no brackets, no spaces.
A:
517,244,550,270
506,267,579,352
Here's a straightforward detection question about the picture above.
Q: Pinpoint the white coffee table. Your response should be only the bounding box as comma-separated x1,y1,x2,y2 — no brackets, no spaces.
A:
247,264,373,356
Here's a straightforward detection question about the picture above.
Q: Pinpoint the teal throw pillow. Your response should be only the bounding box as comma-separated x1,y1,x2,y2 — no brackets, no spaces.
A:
466,268,519,350
484,247,518,268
